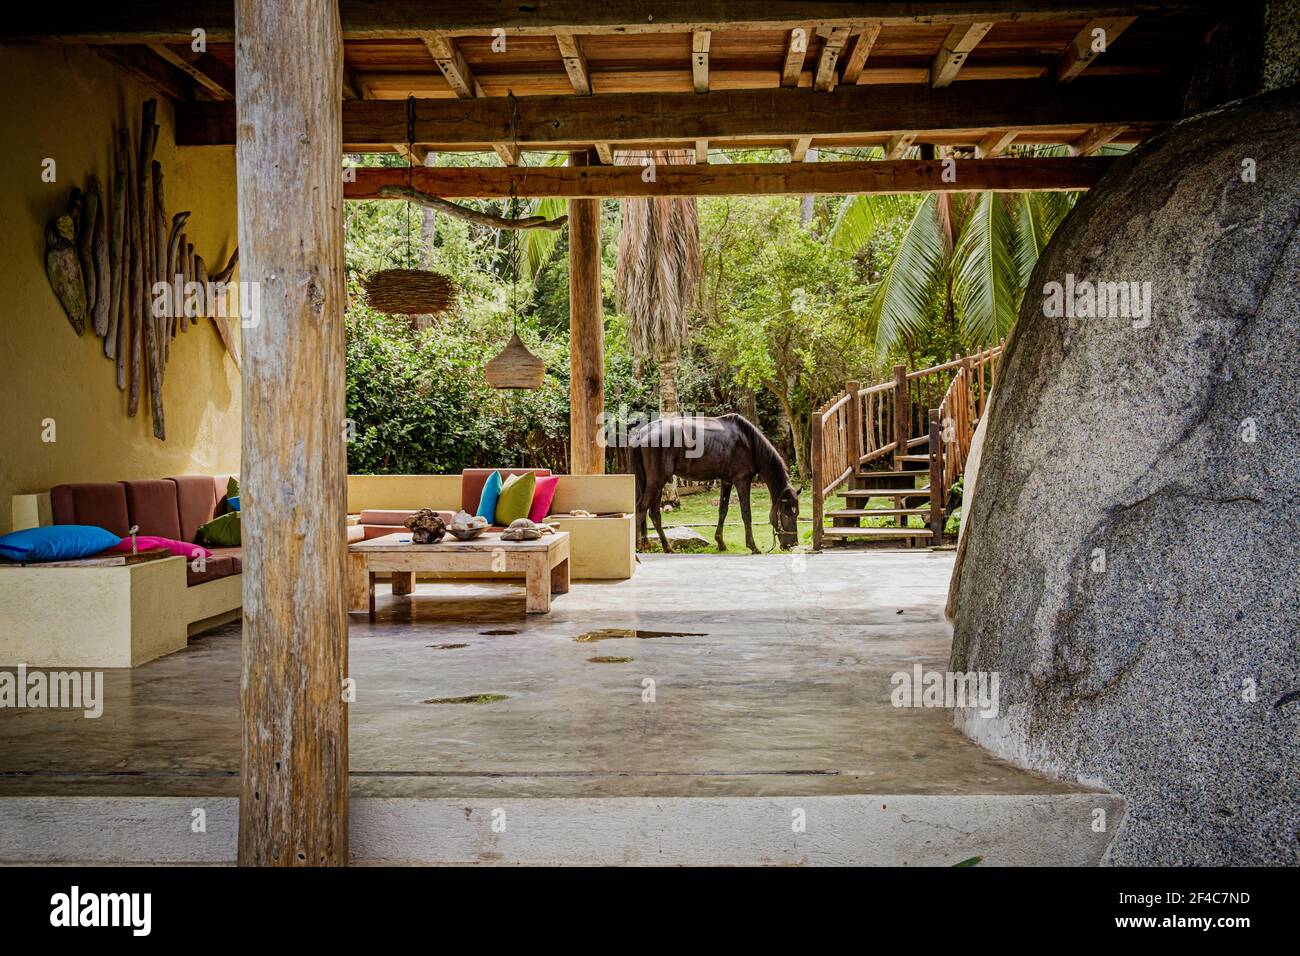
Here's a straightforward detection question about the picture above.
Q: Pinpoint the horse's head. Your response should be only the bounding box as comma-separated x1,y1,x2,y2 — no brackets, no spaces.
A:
770,485,801,549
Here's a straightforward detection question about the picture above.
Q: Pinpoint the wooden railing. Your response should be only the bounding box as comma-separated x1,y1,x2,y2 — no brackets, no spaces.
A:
811,344,1003,548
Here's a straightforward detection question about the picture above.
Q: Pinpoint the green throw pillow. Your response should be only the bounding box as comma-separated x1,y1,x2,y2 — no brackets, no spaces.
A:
494,472,536,526
226,476,239,498
197,511,241,547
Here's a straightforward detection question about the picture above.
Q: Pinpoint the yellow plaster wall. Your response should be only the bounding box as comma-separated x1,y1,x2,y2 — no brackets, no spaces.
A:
0,46,241,535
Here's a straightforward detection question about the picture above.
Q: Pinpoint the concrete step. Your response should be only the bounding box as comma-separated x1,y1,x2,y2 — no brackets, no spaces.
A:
0,793,1123,866
823,526,933,539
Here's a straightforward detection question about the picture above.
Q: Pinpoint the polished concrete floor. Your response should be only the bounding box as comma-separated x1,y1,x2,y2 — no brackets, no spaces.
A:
0,551,1076,800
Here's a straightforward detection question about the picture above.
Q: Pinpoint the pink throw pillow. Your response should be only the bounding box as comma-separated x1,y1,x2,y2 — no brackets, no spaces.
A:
112,535,213,559
528,475,560,523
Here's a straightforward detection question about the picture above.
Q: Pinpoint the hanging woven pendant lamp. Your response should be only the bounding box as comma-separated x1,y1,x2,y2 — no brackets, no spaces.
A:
362,97,458,319
486,171,544,389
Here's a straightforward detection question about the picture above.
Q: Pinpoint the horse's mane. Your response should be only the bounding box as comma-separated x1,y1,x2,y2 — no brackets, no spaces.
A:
728,414,792,492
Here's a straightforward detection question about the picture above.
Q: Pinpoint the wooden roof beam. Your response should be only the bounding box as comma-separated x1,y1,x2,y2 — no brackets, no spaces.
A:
975,130,1019,158
422,32,483,98
790,136,814,161
1056,17,1137,82
556,32,592,95
884,133,917,159
839,22,883,85
1068,124,1125,155
8,4,1225,43
781,26,811,87
147,43,234,99
594,143,614,164
93,45,194,101
931,22,994,88
813,26,853,92
344,157,1116,199
692,30,711,94
176,78,1183,149
695,139,709,164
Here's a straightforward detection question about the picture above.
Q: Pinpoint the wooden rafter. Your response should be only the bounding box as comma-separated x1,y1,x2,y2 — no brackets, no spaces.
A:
931,22,994,88
176,77,1182,150
420,31,518,165
1068,124,1125,155
884,133,917,159
790,136,814,162
839,22,883,85
813,25,853,92
344,157,1115,199
975,129,1019,158
1056,16,1136,82
692,29,711,93
594,143,614,164
695,139,709,164
556,32,592,95
147,43,234,99
92,45,192,101
8,3,1226,43
781,26,810,87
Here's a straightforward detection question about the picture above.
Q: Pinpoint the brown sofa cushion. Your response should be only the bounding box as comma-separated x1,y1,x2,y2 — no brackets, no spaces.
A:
207,546,242,573
49,483,131,536
460,468,550,514
172,475,222,542
358,509,414,526
186,554,238,586
123,479,183,540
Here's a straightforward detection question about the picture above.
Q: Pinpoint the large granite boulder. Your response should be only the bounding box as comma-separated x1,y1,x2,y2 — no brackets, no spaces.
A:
949,86,1300,865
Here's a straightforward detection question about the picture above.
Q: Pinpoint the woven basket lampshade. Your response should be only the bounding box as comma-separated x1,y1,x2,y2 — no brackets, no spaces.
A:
485,332,545,389
362,268,458,316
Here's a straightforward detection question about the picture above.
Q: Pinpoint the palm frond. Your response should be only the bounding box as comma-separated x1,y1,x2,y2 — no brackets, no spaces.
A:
519,196,569,278
866,192,945,356
952,191,1020,345
1012,192,1046,287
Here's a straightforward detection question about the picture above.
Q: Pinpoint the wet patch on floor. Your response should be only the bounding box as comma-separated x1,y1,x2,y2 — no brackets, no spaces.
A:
587,656,634,664
422,694,509,705
479,629,520,636
574,628,706,643
427,643,469,650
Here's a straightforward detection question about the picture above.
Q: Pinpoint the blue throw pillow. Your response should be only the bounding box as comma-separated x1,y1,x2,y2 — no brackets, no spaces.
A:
227,495,241,511
475,470,503,522
0,525,122,563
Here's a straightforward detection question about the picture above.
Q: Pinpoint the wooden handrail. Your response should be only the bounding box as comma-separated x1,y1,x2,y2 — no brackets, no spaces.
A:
810,343,1004,549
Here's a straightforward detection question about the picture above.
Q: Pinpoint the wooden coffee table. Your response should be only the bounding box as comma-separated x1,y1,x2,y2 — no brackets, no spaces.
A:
347,530,570,617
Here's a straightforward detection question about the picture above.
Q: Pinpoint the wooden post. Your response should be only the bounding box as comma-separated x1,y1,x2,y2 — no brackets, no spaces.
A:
928,408,944,545
845,381,862,469
810,406,824,550
235,0,349,866
892,363,910,457
568,149,605,475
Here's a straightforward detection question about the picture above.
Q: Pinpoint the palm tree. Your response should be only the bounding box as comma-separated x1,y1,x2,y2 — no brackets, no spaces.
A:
614,149,701,416
827,146,1090,358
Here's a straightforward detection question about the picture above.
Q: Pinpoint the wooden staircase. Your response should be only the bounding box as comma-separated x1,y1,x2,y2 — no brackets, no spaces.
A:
810,346,1003,549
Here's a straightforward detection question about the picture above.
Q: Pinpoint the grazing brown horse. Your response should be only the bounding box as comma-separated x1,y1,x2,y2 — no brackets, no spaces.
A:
631,413,800,554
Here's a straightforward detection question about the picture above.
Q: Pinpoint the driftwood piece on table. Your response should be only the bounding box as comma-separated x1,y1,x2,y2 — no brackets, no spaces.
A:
125,129,142,414
90,176,111,337
76,180,99,315
45,216,88,336
106,141,127,362
138,98,164,439
376,184,568,230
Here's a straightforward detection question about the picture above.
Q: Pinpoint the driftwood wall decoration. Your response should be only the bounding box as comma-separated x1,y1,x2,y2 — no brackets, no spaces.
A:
42,98,241,441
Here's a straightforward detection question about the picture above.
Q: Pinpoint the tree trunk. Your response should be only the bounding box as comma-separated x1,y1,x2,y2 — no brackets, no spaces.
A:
771,385,806,477
235,0,349,867
658,354,680,416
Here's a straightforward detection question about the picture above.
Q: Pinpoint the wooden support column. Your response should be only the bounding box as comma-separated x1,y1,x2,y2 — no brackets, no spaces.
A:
235,0,348,867
568,150,605,475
